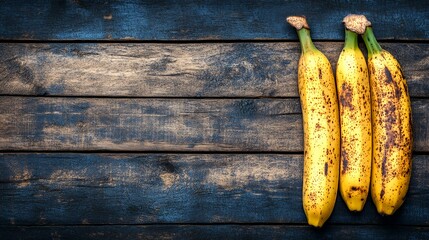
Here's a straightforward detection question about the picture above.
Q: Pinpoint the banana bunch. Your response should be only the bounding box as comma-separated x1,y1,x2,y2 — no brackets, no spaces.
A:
340,14,413,216
287,16,340,227
287,14,413,226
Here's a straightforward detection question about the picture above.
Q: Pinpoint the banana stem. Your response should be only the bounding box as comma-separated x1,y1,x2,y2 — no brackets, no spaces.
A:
362,27,382,56
344,29,358,50
297,28,317,54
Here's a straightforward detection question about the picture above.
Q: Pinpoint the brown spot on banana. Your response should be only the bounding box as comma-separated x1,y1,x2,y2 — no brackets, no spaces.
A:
385,105,397,125
380,189,385,200
316,123,322,130
324,162,328,176
382,155,387,177
318,68,323,80
370,66,375,75
339,83,354,111
384,67,393,84
384,67,403,98
341,148,349,175
350,186,367,194
394,85,402,99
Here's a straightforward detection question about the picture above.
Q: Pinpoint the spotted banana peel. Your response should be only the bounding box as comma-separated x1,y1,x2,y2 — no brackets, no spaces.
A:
352,15,413,215
287,16,340,227
336,15,372,212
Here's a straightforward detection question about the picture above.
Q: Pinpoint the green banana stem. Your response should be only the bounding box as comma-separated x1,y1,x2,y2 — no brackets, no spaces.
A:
344,29,358,50
297,28,317,54
362,27,382,56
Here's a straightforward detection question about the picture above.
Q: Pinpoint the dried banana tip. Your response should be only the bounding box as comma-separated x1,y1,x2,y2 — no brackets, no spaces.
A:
343,14,372,34
286,16,310,30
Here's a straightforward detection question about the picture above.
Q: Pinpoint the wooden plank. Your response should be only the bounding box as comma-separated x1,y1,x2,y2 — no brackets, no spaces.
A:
0,97,427,152
1,225,428,240
0,0,427,41
0,43,428,97
0,153,428,225
0,97,302,152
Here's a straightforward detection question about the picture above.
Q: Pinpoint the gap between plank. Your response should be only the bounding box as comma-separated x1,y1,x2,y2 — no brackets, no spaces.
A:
0,150,428,155
0,95,427,100
0,39,428,44
0,94,299,100
0,150,305,155
0,223,428,227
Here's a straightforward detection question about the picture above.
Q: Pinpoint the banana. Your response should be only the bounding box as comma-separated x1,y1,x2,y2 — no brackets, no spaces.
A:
336,15,372,212
358,15,413,215
287,16,340,227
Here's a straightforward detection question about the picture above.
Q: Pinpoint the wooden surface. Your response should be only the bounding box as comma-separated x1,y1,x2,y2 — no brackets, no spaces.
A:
1,43,428,97
0,0,428,41
1,225,429,240
1,153,429,225
0,97,428,152
1,1,428,239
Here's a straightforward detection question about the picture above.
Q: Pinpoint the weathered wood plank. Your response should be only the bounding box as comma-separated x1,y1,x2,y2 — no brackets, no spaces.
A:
0,97,302,151
1,225,428,240
0,0,427,41
0,153,427,225
0,97,427,152
0,43,428,97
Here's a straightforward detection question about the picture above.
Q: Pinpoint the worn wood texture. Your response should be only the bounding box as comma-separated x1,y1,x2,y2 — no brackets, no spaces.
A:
0,0,428,41
0,97,301,152
1,43,428,97
0,97,427,152
1,0,427,238
0,153,428,225
1,225,429,240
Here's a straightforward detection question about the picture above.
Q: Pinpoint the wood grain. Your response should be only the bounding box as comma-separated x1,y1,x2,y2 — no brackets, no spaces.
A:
0,153,428,225
1,0,427,237
1,225,428,240
0,97,427,152
1,43,428,97
0,0,427,41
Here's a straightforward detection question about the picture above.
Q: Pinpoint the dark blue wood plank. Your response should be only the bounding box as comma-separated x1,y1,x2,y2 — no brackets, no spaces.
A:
0,42,428,97
0,97,428,152
0,97,303,152
0,153,427,225
1,225,428,240
0,0,427,40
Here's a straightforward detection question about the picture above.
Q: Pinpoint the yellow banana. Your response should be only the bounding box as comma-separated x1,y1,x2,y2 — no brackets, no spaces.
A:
287,16,340,227
358,15,413,215
336,15,372,212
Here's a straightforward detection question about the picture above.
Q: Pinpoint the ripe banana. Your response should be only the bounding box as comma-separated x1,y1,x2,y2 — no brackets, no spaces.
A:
287,16,340,227
358,15,413,215
336,15,372,212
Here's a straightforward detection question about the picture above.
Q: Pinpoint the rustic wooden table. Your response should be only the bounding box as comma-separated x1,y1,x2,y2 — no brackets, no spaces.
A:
0,1,428,239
